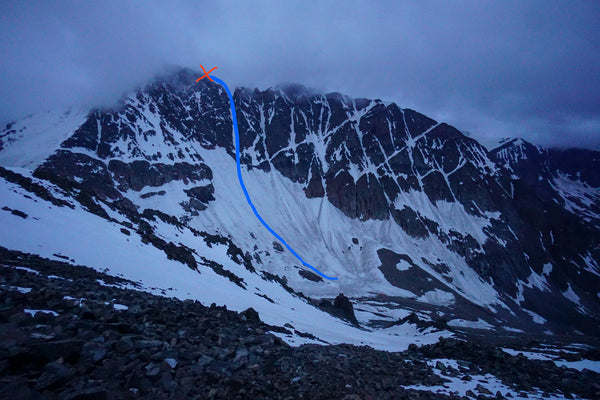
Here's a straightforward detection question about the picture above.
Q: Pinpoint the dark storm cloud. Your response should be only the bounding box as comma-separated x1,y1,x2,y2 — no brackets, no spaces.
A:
1,0,599,149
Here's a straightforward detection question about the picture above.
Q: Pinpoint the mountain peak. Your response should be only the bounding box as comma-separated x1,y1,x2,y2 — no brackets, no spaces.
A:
494,137,536,151
276,83,318,101
1,68,600,343
489,137,545,169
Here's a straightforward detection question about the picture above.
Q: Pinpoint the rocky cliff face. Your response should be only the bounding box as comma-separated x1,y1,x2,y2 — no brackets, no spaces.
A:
234,84,503,221
1,67,599,336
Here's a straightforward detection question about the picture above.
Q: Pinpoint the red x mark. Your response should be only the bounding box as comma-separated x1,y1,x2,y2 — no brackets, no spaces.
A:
196,64,217,82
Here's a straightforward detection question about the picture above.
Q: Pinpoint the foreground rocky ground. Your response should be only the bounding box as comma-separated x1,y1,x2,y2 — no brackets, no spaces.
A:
1,248,599,400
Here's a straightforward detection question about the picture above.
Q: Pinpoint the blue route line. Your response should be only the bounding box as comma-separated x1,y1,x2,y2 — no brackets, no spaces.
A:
210,75,338,281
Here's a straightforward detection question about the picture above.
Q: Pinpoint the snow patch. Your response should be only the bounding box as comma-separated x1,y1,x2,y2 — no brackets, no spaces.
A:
393,189,497,246
0,108,88,168
405,358,518,398
502,348,600,373
0,265,40,275
3,286,32,294
447,318,492,329
550,172,600,221
24,309,59,317
523,309,546,324
562,284,586,314
395,259,412,271
417,289,455,306
515,268,550,303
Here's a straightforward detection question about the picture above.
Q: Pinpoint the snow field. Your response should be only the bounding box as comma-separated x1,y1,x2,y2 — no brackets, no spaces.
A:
0,175,448,351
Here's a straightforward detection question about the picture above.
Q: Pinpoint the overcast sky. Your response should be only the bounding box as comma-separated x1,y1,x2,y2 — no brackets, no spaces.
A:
1,1,599,149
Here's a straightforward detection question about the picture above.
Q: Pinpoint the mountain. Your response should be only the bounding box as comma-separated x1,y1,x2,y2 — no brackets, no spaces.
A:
1,67,599,344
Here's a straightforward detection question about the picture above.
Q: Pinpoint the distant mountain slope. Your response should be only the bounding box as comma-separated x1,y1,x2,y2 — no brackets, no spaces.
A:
1,67,599,337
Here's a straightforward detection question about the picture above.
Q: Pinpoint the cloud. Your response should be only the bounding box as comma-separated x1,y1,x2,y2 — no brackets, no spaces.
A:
1,0,599,149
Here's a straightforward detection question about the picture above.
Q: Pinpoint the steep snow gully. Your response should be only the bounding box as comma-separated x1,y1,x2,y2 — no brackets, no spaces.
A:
211,74,337,280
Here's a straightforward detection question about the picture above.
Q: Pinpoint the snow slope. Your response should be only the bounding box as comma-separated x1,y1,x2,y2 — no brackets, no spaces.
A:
0,108,88,168
0,170,448,351
158,145,505,310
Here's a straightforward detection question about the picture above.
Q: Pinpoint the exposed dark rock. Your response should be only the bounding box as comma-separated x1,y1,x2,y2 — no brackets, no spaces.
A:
317,294,359,325
140,190,166,199
239,308,260,322
392,206,429,238
1,207,28,219
35,151,120,199
28,339,83,363
0,165,72,208
298,269,323,283
272,241,284,252
108,159,212,192
182,184,215,212
0,247,598,400
333,293,358,324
